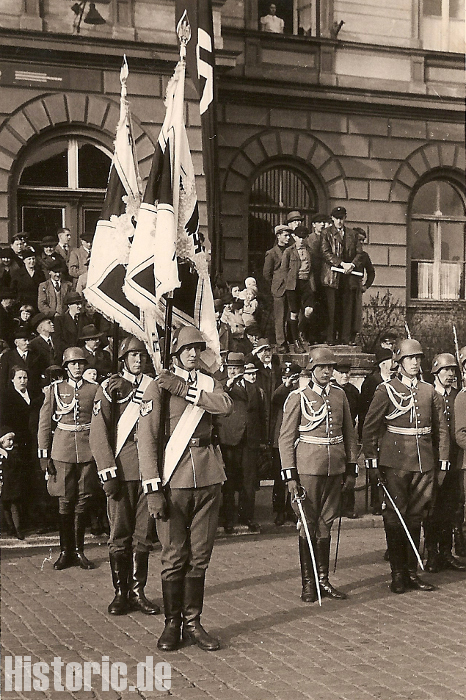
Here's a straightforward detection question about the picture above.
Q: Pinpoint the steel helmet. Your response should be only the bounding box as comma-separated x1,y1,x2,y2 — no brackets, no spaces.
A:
118,336,146,359
459,346,466,367
393,338,424,364
171,326,206,354
62,347,88,366
431,353,457,374
306,347,337,371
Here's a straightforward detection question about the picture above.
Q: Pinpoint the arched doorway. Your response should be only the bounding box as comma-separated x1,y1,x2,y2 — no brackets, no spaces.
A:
248,161,320,276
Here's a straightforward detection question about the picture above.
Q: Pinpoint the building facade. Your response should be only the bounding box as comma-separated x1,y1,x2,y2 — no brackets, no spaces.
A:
0,0,464,319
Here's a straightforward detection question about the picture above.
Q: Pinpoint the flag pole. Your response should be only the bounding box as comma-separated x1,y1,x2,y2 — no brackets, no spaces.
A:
157,15,191,467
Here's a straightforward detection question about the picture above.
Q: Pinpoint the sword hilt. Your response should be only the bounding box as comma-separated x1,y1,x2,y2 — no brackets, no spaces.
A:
291,485,307,503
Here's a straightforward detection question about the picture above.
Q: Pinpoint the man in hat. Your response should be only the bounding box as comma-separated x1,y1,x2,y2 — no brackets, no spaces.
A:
0,287,17,346
279,347,358,602
79,324,111,380
39,236,67,276
362,338,449,594
0,327,42,398
37,346,99,569
137,326,232,652
217,352,266,534
286,210,304,230
37,261,73,319
0,248,15,288
69,232,93,284
263,224,291,353
214,298,230,352
379,329,398,353
321,206,363,345
90,336,160,616
10,232,29,272
11,247,45,307
307,213,329,344
358,347,393,515
53,291,85,359
424,353,465,573
280,225,315,352
30,313,59,374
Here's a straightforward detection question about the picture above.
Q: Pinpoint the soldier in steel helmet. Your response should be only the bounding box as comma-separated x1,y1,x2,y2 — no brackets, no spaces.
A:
90,335,160,616
362,338,450,594
424,353,465,573
137,326,232,652
279,346,358,603
453,346,466,559
37,346,99,570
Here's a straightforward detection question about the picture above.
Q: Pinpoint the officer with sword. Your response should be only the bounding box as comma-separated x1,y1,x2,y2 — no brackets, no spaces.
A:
90,336,160,616
362,338,450,594
137,327,232,652
279,346,358,604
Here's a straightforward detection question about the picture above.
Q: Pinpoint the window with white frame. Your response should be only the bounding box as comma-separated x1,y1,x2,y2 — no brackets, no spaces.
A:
410,177,466,301
422,0,465,52
16,136,111,246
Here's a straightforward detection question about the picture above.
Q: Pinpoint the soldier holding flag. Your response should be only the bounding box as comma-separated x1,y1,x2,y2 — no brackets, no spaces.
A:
137,326,232,652
90,336,160,616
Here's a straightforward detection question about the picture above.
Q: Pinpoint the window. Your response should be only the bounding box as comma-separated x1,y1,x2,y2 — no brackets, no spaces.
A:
17,136,111,246
258,0,318,36
248,163,319,275
410,178,466,301
422,0,465,52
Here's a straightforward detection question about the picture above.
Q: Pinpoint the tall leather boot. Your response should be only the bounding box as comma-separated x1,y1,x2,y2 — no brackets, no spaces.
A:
453,506,466,557
405,525,435,591
74,512,95,570
385,524,406,593
157,579,184,652
316,537,347,600
289,319,305,353
108,551,131,615
299,537,318,603
423,521,441,573
53,513,76,570
438,526,466,571
182,575,220,651
127,551,161,614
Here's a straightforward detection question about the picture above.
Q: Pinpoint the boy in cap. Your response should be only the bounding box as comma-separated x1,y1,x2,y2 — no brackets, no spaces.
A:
263,224,292,353
280,225,315,352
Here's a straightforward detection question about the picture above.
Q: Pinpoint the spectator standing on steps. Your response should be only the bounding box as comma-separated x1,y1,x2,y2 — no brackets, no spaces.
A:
263,224,291,353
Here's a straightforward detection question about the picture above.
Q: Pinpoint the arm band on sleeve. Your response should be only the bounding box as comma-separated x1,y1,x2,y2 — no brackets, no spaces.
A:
38,449,49,459
365,458,378,469
186,387,201,405
346,463,358,477
143,478,162,494
439,461,450,472
281,468,299,482
98,467,118,483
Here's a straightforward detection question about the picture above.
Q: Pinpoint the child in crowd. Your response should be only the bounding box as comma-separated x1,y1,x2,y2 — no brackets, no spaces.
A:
0,427,24,539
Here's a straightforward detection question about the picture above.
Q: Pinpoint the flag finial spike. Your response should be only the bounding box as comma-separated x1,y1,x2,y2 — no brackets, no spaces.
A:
120,54,129,96
177,10,191,60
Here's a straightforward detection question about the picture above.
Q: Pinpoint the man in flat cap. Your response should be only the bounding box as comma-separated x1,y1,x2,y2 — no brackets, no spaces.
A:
263,224,291,352
53,291,85,359
321,206,363,345
38,260,73,319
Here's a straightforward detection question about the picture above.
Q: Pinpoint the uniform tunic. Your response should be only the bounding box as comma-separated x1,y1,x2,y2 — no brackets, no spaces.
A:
362,375,449,528
37,377,99,509
279,381,357,538
90,370,153,553
137,366,232,580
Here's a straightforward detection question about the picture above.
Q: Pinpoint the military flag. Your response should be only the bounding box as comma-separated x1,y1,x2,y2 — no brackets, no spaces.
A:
124,19,220,370
84,58,160,368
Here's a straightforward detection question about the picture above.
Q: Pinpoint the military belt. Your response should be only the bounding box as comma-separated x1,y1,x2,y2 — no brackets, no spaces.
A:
386,426,431,436
188,437,211,447
57,422,91,432
299,434,343,445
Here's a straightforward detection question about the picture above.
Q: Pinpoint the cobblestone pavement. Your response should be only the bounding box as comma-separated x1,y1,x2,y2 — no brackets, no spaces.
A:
3,524,466,700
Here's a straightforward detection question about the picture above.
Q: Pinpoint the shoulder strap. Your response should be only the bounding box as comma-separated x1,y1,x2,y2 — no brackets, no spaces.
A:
163,373,214,485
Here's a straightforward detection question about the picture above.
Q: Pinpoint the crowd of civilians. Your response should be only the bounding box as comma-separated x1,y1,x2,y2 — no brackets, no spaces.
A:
0,216,379,540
